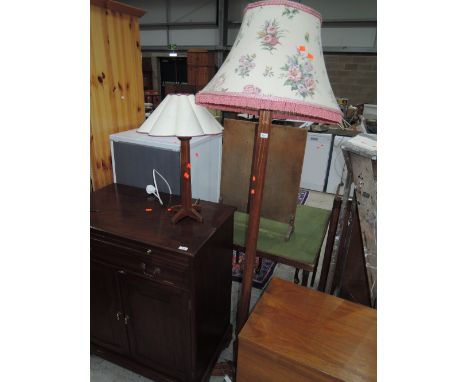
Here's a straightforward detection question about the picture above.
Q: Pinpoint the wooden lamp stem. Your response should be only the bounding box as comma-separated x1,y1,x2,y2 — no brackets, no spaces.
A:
170,137,203,224
237,110,272,332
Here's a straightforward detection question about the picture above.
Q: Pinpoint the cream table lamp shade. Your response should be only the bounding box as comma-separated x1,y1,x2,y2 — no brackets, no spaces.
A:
137,94,223,137
196,0,342,124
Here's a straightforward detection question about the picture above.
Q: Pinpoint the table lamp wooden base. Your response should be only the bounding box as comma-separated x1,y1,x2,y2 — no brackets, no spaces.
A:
169,137,204,224
170,204,202,224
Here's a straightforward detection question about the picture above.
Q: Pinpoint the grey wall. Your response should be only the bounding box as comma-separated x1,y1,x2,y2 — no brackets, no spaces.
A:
122,0,377,52
228,0,376,22
125,0,217,23
123,0,219,48
325,54,377,105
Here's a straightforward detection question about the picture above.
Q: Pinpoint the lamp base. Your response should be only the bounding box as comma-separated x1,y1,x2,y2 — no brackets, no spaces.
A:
170,136,204,225
169,204,203,224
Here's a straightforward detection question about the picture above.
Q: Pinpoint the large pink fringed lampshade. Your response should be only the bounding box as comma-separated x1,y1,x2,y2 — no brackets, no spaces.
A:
196,0,342,123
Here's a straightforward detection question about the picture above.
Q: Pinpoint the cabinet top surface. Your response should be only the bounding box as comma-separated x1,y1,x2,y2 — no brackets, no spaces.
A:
239,278,376,381
91,184,236,256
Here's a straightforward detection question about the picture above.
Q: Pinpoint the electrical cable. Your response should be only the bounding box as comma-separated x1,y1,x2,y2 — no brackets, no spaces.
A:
152,169,164,205
153,169,172,196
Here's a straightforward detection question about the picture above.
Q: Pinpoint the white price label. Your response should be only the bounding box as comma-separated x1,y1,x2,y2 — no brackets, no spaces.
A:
260,133,269,139
178,246,188,251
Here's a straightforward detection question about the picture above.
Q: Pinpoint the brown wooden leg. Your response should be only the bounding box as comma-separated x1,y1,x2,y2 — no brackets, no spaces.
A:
301,270,309,287
236,110,272,333
310,255,320,288
318,196,342,292
168,137,203,224
255,256,263,274
294,268,300,284
171,206,203,224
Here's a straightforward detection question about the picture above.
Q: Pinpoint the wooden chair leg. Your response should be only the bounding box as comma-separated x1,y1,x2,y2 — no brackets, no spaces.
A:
310,264,318,288
301,270,309,287
294,268,300,284
255,257,263,274
318,196,343,292
310,241,323,288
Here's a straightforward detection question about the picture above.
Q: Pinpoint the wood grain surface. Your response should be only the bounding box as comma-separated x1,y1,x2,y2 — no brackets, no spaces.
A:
90,1,145,190
91,184,236,257
237,278,376,382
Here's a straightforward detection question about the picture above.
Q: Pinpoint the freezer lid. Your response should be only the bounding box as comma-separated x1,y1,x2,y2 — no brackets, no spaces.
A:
110,129,220,150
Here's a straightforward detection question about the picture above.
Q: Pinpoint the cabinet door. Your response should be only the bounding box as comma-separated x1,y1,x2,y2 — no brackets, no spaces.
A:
196,66,216,87
187,65,197,86
90,260,129,355
121,273,191,378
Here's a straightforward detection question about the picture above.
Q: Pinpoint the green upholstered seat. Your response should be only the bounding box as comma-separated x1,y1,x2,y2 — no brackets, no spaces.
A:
233,204,331,268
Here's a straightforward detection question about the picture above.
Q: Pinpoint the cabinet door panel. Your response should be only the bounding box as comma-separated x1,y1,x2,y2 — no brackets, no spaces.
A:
187,65,197,86
121,274,190,378
90,260,129,355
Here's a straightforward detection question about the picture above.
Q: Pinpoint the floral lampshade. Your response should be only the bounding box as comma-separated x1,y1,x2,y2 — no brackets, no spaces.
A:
196,0,342,124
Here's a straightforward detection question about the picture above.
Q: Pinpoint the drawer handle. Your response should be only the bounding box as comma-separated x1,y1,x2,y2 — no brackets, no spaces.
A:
141,263,161,277
116,311,123,321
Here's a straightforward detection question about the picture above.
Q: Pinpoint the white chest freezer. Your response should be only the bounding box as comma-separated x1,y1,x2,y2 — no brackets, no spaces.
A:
110,129,222,203
300,132,332,192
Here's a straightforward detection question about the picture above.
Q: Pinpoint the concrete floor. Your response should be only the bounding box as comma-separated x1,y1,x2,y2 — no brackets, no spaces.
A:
91,190,334,382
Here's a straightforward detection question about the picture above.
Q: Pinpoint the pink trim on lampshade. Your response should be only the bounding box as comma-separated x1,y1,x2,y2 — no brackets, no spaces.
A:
195,92,342,124
244,0,322,22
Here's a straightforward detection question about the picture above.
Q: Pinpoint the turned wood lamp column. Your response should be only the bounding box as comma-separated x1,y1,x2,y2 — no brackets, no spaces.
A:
169,137,203,224
237,110,272,330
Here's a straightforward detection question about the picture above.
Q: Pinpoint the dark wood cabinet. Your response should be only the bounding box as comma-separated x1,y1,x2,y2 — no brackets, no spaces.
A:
163,83,196,96
187,50,216,91
122,273,190,379
90,260,129,356
91,184,236,382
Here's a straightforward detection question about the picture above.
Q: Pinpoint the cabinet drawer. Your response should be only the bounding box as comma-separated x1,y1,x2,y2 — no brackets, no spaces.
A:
91,237,190,289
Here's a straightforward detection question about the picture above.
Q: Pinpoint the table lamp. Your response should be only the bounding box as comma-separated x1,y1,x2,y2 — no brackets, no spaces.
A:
137,94,223,224
196,0,342,331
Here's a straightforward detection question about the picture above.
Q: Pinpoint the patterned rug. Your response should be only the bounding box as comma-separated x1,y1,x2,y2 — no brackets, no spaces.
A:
231,189,310,289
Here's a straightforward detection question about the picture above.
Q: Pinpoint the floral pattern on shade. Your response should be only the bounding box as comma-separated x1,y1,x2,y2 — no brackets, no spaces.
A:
263,65,274,77
235,53,256,78
209,73,229,92
279,45,316,98
257,19,286,52
212,73,226,90
243,85,262,95
282,7,299,19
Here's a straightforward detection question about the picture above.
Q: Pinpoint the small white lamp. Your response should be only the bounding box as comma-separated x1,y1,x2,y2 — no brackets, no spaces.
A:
137,94,223,224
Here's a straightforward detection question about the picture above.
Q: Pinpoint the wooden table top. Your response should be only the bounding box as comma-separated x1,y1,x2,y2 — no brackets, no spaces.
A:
239,278,376,381
91,184,236,256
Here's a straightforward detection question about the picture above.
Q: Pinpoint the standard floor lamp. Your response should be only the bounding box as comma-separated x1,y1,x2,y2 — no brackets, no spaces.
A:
137,94,223,224
196,0,342,332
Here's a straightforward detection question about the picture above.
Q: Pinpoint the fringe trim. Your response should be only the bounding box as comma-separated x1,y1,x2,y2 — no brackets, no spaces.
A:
244,0,322,22
195,92,342,124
